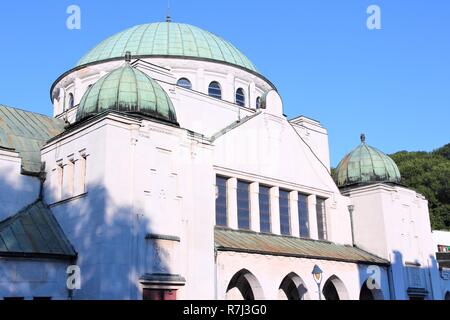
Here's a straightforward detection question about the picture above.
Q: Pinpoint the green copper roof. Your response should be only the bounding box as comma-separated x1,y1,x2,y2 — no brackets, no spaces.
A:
0,105,66,175
334,134,401,188
76,63,177,124
0,200,76,260
215,227,389,265
77,22,257,72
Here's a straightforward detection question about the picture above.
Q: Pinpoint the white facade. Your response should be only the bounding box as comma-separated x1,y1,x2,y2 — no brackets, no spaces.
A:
0,21,446,300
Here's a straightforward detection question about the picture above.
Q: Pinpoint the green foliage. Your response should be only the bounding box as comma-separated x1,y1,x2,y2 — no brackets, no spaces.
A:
390,143,450,230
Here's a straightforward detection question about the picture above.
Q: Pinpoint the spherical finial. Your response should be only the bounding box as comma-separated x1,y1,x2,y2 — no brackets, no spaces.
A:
360,133,366,143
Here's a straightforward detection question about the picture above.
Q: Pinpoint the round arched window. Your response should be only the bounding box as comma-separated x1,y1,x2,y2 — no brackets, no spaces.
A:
256,96,261,109
177,78,192,90
208,81,222,99
235,88,245,107
68,93,74,110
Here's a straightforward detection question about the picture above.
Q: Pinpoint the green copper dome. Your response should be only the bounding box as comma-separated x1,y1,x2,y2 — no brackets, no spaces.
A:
334,134,401,188
76,63,177,124
77,22,257,72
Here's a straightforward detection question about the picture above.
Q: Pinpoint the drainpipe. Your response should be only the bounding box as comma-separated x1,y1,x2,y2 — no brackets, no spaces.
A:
214,245,218,300
347,205,355,246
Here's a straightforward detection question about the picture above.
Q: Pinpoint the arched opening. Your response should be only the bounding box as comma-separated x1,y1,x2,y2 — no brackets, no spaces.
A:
177,78,192,90
278,272,309,300
67,93,74,110
208,81,222,99
226,269,264,300
359,280,384,300
256,96,261,109
235,88,245,107
322,275,349,300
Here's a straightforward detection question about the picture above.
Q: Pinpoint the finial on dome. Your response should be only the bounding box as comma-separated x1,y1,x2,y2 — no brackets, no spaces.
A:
125,51,132,63
360,133,366,143
166,0,171,22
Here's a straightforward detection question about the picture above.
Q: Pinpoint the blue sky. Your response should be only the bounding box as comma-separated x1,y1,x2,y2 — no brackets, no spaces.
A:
0,1,449,166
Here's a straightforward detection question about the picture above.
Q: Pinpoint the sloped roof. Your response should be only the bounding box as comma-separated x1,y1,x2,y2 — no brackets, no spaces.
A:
0,104,65,175
0,200,76,260
77,22,257,72
215,227,389,266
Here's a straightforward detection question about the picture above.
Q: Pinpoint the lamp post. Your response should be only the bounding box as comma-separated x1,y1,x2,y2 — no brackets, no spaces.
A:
312,264,323,300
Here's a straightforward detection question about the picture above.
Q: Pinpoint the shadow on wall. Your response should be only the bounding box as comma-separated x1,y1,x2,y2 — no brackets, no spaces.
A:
49,181,173,300
357,250,444,300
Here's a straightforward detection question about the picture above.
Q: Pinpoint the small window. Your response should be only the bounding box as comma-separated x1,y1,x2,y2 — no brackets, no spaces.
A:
68,93,74,109
279,189,291,235
235,88,245,107
177,78,192,90
215,176,228,227
256,97,261,109
208,81,222,99
316,198,328,240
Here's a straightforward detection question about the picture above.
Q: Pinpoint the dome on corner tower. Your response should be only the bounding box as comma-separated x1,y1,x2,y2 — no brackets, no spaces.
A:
76,61,177,124
334,134,401,188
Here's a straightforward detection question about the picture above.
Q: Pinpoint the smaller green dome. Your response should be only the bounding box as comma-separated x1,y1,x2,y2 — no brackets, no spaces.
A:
334,134,401,187
76,63,177,124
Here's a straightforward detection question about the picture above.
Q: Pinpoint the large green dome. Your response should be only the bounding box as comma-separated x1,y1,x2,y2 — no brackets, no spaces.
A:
334,134,401,188
76,63,177,124
77,22,257,72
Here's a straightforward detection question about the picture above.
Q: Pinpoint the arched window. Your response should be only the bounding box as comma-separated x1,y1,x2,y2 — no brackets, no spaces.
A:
256,96,261,109
177,78,192,90
68,93,74,110
208,81,222,99
235,88,245,107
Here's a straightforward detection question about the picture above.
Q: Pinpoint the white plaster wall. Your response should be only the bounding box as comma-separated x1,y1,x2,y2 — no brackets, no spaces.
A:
217,251,390,300
345,184,442,300
0,149,40,221
212,110,352,245
0,258,70,299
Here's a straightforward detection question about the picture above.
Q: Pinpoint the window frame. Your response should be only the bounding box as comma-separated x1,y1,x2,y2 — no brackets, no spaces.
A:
298,193,310,238
215,176,228,227
177,78,192,90
237,180,251,230
279,189,291,235
259,185,271,233
235,87,245,107
208,81,222,99
316,198,328,240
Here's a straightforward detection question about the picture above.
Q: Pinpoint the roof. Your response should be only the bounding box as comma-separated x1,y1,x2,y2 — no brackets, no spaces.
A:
77,22,257,72
77,63,177,124
0,105,66,175
0,200,76,260
214,227,389,266
334,134,401,188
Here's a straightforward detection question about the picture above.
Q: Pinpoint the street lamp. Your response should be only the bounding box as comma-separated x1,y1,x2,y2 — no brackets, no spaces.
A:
312,264,323,300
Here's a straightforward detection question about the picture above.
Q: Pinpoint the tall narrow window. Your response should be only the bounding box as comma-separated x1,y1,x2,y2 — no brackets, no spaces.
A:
256,96,261,109
215,176,228,226
259,185,271,233
298,194,310,238
235,88,245,107
177,78,192,90
279,189,291,235
57,162,64,201
237,180,250,230
78,155,87,194
316,198,328,240
208,81,222,99
65,159,75,198
68,93,74,109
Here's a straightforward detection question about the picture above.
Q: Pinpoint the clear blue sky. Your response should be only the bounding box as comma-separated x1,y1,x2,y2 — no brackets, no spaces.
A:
0,0,449,166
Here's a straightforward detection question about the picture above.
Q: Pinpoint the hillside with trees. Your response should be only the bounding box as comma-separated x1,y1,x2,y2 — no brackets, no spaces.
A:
390,143,450,230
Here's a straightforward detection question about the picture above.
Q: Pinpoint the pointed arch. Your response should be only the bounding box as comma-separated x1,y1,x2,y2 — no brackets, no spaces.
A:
278,272,310,300
322,275,349,300
226,269,264,300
